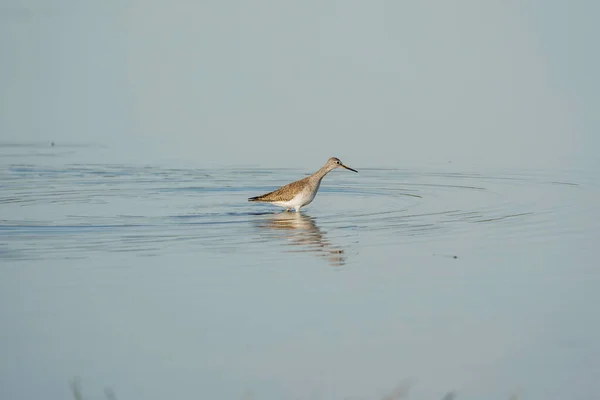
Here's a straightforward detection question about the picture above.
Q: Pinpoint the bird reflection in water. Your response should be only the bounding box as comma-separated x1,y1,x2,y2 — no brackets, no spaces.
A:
253,212,346,267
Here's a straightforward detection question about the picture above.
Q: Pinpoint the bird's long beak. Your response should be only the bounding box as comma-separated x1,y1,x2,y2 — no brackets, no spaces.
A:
341,164,358,173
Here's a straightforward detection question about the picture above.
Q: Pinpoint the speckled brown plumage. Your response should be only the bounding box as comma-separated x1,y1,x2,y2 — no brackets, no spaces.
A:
248,176,313,202
248,157,358,211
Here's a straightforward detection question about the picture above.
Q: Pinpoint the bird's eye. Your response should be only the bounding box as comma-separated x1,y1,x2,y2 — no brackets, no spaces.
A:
336,161,341,164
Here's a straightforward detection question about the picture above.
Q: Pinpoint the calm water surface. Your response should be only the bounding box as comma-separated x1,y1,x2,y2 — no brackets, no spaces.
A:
1,144,599,400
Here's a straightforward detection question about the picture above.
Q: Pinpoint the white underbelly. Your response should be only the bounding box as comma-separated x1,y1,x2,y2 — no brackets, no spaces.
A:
273,185,319,209
272,195,307,209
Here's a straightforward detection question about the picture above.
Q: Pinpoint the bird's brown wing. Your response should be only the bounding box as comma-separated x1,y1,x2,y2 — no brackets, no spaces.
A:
248,177,310,202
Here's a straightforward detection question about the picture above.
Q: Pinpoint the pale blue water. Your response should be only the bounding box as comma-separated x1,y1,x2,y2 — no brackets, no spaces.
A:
1,144,599,399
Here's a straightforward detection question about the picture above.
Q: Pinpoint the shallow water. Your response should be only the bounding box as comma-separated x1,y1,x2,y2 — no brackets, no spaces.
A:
1,144,599,400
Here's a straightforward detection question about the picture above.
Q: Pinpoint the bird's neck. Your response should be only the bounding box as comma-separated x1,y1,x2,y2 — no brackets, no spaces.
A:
311,165,332,182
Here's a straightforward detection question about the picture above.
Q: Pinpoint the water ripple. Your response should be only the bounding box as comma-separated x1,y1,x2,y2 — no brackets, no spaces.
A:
0,160,591,263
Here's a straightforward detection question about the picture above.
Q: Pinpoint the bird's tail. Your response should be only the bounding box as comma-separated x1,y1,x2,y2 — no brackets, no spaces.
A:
248,196,263,202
